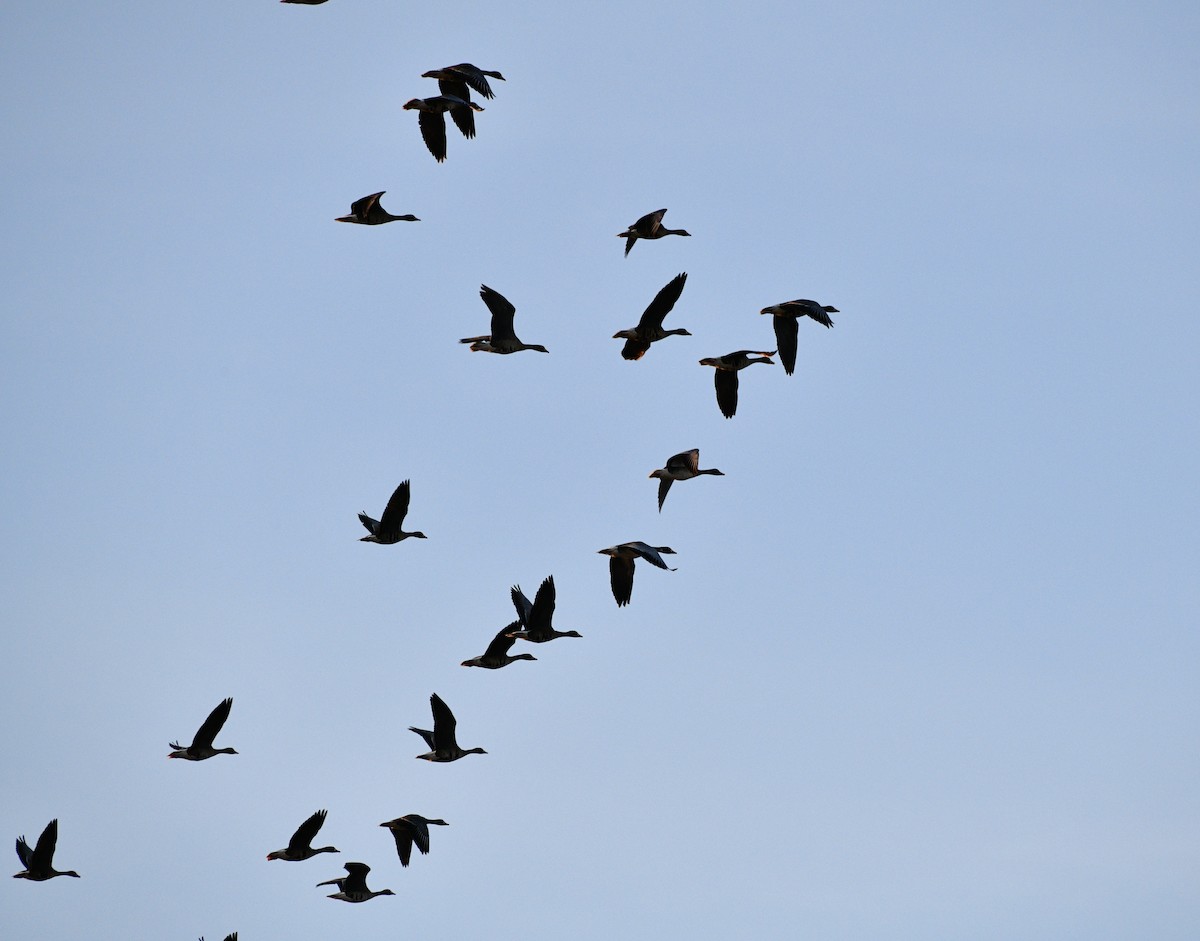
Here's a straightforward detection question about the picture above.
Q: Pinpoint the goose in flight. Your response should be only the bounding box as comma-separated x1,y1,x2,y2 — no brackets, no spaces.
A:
198,935,237,941
168,697,237,760
379,815,449,867
617,208,691,257
410,693,487,762
507,575,582,643
402,95,483,162
461,285,549,354
335,191,419,225
649,449,724,512
359,480,427,544
422,63,505,100
597,542,677,607
461,622,538,669
698,350,776,418
317,862,394,902
759,299,837,375
13,819,79,881
267,810,339,861
612,272,689,360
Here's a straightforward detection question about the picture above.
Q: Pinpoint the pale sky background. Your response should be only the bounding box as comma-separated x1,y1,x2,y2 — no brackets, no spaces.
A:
3,2,1198,939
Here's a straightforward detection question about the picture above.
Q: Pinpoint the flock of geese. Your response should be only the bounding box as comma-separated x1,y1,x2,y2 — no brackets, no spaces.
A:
13,5,841,937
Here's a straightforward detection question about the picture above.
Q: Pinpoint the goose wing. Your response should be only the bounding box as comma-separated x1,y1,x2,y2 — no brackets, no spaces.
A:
527,575,556,638
482,622,522,660
385,821,415,867
480,286,517,342
608,555,635,607
192,698,232,750
357,512,380,536
510,585,533,626
630,543,676,570
288,810,327,854
656,477,673,511
429,693,459,751
377,480,412,536
408,726,436,750
714,369,738,419
773,312,799,375
449,64,498,99
340,862,370,893
15,834,33,869
667,449,699,474
416,108,447,162
635,208,666,234
792,299,835,327
635,272,687,331
350,191,385,222
29,819,58,873
447,98,477,139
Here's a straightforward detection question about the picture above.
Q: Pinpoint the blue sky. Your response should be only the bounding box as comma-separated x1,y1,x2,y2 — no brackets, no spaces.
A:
3,2,1198,938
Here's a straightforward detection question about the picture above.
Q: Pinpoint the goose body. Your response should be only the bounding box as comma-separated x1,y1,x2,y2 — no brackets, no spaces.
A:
168,697,237,760
649,449,724,511
507,575,582,643
698,350,776,419
461,622,538,669
422,63,505,100
317,862,394,902
410,693,487,762
617,208,691,257
402,95,484,162
267,809,338,861
359,480,427,544
460,285,549,354
597,542,677,607
335,191,418,225
13,819,79,881
759,300,836,375
379,815,449,867
613,272,690,360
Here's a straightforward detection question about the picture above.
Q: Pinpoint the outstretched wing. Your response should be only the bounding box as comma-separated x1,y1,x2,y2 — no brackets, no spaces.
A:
192,698,232,750
480,285,517,342
714,369,738,419
350,191,385,221
288,810,327,854
377,481,412,534
608,555,634,607
636,272,687,330
417,109,447,162
773,313,799,376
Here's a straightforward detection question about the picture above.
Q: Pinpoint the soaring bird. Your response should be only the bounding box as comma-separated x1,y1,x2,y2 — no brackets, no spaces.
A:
168,698,237,760
460,285,549,354
507,575,581,643
267,810,339,861
698,350,776,418
597,542,677,607
359,480,427,544
759,299,837,375
13,819,79,881
335,192,419,225
461,622,538,669
316,862,394,902
402,96,483,162
617,208,691,257
649,449,724,511
612,272,690,360
422,63,505,100
410,693,487,762
379,815,449,867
